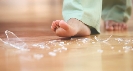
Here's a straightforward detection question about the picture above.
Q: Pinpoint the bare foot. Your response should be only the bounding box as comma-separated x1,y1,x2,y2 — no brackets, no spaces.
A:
51,18,91,37
104,20,127,31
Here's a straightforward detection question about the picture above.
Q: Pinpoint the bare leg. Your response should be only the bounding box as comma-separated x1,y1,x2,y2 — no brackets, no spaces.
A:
104,20,127,31
51,18,91,37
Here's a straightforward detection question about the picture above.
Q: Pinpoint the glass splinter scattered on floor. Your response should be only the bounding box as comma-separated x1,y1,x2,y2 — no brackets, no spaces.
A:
0,30,133,57
0,30,28,50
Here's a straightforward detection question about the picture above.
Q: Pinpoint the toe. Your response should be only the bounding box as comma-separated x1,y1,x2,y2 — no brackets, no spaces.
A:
51,21,57,31
104,21,114,31
113,23,119,31
59,20,69,30
122,24,127,30
118,23,122,30
55,20,60,26
51,26,55,31
52,21,57,29
55,20,60,28
106,26,114,31
52,21,56,26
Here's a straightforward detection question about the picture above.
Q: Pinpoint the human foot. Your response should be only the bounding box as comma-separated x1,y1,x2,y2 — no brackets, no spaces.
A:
51,18,91,37
104,20,127,31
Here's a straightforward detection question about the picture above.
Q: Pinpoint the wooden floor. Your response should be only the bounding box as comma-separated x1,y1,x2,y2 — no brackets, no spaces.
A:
0,0,133,71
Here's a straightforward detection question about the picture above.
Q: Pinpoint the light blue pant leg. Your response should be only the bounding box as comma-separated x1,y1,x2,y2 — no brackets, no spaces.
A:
102,0,132,23
62,0,102,34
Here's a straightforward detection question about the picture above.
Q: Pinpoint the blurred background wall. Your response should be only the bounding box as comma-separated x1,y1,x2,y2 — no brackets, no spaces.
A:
0,0,63,37
0,0,132,37
0,0,63,23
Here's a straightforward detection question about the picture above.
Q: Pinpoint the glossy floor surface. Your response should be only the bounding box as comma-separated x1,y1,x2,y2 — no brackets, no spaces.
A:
0,0,133,71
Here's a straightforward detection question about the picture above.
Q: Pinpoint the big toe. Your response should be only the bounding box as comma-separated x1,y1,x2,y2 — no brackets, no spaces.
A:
106,26,114,31
59,20,69,30
104,21,114,31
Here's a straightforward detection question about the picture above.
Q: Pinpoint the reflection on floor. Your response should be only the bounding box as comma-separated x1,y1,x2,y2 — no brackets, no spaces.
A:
0,0,133,71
